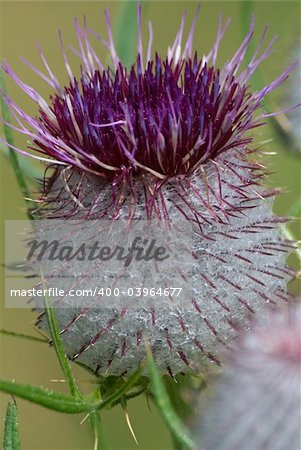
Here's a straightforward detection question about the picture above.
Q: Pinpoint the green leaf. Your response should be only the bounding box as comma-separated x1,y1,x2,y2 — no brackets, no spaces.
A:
0,380,94,414
100,366,143,409
3,400,21,450
44,294,80,398
115,1,149,68
110,384,148,408
115,1,138,68
0,72,37,220
0,328,47,343
146,345,194,450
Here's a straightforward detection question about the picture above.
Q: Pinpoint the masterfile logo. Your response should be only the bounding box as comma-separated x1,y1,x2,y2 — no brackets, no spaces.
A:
5,219,193,309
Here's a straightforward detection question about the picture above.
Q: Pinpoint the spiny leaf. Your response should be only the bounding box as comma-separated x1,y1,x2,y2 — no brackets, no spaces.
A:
44,288,80,398
3,400,21,450
146,345,194,450
0,380,94,414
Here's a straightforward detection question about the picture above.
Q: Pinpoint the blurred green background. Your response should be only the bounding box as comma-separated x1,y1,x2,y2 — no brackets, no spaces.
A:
0,1,300,449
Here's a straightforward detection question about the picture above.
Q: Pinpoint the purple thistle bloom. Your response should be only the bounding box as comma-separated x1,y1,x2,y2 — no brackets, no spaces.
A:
1,6,294,203
196,303,301,450
1,5,297,376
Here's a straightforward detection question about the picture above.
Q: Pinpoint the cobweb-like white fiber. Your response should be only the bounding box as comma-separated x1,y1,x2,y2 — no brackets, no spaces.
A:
34,150,292,376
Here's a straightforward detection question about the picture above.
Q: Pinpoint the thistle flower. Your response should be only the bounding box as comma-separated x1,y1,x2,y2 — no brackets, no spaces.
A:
196,303,301,450
1,5,296,376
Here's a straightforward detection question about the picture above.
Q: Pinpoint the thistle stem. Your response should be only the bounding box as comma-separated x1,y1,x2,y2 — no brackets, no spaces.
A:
0,72,36,220
90,410,107,450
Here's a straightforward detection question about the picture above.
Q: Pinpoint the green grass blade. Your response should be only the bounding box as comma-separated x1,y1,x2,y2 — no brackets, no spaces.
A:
0,328,47,343
3,401,21,450
0,72,36,220
146,345,194,450
0,380,93,414
44,294,80,398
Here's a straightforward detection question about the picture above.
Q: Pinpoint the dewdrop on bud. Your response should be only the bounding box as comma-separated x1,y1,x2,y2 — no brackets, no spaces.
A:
196,303,301,450
1,5,297,376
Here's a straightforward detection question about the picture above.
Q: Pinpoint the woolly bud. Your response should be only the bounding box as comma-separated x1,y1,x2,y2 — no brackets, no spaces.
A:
196,303,301,450
1,6,296,376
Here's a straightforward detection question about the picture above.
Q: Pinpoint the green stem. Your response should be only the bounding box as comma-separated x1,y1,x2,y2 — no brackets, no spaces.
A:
146,346,194,450
0,328,47,343
115,1,138,68
43,289,81,399
163,375,193,424
0,72,36,220
90,410,108,450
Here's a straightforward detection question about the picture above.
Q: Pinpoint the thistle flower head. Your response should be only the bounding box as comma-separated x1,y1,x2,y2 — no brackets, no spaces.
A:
1,6,294,218
1,5,296,376
196,303,301,450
